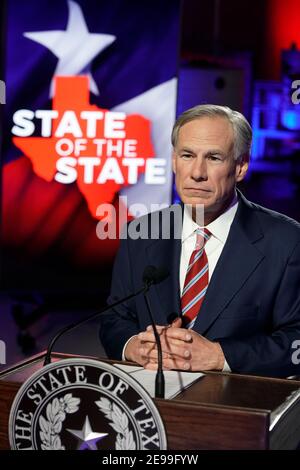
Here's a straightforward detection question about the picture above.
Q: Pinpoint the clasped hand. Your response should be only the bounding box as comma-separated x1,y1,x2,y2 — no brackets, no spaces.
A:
125,318,225,371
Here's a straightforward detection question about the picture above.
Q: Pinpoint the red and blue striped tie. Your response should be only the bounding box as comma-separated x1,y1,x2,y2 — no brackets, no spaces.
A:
181,228,211,329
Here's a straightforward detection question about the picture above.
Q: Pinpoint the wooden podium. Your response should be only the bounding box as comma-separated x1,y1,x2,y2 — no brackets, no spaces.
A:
1,352,300,450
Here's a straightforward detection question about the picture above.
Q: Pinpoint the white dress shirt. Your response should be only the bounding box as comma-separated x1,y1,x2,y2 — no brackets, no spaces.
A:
180,194,239,290
123,192,239,370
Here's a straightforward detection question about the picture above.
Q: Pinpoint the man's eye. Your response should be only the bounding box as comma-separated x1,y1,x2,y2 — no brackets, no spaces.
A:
181,154,192,159
207,155,221,161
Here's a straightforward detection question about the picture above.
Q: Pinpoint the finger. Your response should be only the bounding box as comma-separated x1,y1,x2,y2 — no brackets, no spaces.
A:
146,324,168,333
146,356,188,371
166,344,191,359
161,336,190,348
142,348,172,361
138,342,156,359
143,356,158,367
142,348,182,369
165,328,192,342
163,357,191,371
138,332,155,343
142,357,155,368
138,329,167,343
144,358,170,370
147,344,191,360
139,334,189,353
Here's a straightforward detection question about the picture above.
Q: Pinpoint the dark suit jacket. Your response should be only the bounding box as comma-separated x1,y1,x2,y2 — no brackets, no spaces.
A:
99,191,300,377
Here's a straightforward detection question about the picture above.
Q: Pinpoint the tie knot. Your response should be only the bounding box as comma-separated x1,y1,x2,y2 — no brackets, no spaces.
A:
195,228,211,250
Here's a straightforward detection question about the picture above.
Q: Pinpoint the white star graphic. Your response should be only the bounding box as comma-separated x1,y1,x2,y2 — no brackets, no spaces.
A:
66,415,108,450
24,0,116,97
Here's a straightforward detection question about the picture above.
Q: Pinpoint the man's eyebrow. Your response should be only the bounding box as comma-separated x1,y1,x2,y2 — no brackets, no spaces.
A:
203,149,226,156
177,147,195,153
177,147,226,156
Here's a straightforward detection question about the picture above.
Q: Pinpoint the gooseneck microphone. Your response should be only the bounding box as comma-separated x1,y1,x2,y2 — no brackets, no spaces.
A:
143,265,169,399
43,263,170,397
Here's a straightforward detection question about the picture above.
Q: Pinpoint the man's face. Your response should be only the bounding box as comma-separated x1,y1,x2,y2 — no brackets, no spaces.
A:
172,116,249,219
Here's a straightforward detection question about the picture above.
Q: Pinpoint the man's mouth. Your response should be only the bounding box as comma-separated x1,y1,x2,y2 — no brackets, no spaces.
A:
184,188,211,192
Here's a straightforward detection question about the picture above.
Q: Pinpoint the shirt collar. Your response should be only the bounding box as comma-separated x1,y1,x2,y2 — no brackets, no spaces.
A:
182,191,239,244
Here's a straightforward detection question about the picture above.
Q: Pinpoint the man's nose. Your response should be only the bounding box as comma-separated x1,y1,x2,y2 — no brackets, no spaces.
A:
191,157,207,181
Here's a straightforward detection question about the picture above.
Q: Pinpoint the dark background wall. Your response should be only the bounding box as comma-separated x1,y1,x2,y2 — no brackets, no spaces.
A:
181,0,300,80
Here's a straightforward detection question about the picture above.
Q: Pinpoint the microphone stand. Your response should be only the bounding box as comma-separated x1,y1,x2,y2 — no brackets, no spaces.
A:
143,283,165,399
43,286,146,366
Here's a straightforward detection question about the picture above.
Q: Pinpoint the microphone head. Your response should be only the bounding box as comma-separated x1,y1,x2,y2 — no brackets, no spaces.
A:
143,265,169,286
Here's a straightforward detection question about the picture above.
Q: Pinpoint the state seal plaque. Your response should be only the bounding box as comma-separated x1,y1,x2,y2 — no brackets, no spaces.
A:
9,358,167,450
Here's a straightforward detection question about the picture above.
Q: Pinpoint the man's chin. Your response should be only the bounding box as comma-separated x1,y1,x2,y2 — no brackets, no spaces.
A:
181,196,212,207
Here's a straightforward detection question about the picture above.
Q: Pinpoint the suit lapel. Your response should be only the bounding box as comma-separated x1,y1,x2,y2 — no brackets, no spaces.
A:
194,193,265,334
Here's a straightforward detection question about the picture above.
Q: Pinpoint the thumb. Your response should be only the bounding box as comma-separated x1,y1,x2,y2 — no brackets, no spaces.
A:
171,317,182,328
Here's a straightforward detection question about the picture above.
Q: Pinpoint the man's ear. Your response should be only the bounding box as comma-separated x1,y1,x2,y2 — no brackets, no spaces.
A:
172,150,177,174
236,154,249,182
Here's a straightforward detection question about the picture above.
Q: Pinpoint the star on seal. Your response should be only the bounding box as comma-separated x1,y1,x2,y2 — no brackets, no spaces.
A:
66,415,108,450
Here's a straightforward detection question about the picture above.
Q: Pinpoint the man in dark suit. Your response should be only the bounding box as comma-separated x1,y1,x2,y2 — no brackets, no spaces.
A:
99,104,300,377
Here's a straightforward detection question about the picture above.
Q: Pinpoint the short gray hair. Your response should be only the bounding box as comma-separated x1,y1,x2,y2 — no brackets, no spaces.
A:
171,104,252,161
